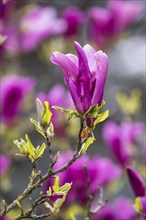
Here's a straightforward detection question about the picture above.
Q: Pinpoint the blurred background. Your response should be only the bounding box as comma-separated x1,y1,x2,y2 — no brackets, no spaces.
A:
0,0,145,219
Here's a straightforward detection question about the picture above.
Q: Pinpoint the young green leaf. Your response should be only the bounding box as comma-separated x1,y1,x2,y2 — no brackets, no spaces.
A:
25,134,35,161
14,139,27,154
42,101,52,126
36,143,46,159
52,106,69,114
36,98,44,123
86,104,99,117
81,136,95,154
93,110,109,127
30,118,46,138
67,110,79,121
53,106,79,120
53,182,72,212
53,176,60,193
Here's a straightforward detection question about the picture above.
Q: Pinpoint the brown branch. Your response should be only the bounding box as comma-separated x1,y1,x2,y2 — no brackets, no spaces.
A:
45,131,54,169
0,117,86,218
14,195,51,220
84,166,94,220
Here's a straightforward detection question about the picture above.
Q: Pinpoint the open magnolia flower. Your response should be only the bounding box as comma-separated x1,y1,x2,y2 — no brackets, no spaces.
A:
50,41,108,114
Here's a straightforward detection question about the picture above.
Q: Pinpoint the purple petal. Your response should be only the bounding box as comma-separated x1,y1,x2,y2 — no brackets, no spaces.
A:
83,44,96,72
67,78,84,113
102,121,131,166
74,42,92,112
126,166,145,197
66,54,78,68
91,50,108,105
50,51,78,84
74,41,91,80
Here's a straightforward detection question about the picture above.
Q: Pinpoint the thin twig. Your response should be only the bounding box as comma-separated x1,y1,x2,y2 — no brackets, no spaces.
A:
84,166,93,220
0,117,86,218
45,131,54,168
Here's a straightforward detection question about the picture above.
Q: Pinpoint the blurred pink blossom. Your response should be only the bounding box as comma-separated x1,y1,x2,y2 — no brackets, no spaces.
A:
88,0,142,49
0,74,36,124
94,197,136,220
102,121,145,166
45,151,121,204
62,6,84,37
2,5,67,54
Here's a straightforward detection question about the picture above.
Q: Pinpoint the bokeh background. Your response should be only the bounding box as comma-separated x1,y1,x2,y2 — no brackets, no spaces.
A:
0,0,145,219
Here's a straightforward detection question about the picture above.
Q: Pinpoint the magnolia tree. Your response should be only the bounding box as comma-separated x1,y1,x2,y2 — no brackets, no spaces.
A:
0,0,145,220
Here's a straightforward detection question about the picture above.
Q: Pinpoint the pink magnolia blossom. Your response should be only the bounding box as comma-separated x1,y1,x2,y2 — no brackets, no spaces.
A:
62,6,84,37
88,0,142,49
51,41,108,114
0,74,36,124
102,121,145,166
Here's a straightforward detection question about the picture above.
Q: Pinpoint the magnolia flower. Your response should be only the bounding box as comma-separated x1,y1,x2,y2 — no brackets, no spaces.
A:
102,121,145,166
2,5,67,54
0,74,36,124
19,6,67,52
0,154,10,176
88,0,142,49
50,41,108,114
45,151,121,204
62,6,84,37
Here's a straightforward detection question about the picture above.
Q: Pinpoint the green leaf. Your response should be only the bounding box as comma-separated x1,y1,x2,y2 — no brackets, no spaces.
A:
98,100,106,110
93,110,109,127
14,135,38,162
81,136,95,154
49,122,54,134
59,182,72,194
53,176,60,193
36,98,44,123
14,139,27,155
67,110,79,121
52,106,69,114
86,101,106,118
45,177,72,213
86,104,99,117
53,182,72,212
25,134,35,152
53,197,66,213
36,143,46,159
30,118,46,138
53,106,79,120
42,101,52,126
134,197,143,214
